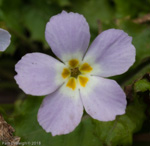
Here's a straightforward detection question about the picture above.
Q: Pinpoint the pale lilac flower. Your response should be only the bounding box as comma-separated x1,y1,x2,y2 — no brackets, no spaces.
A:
0,28,11,51
14,11,135,136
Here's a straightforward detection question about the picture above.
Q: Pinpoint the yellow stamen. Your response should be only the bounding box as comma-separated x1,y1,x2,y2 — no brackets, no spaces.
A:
69,59,79,68
62,68,70,79
80,63,93,73
79,76,89,87
66,77,76,90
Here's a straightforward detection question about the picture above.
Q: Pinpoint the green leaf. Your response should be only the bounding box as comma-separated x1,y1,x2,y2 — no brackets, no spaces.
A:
114,0,150,18
134,79,150,92
23,7,47,42
12,96,101,146
71,0,115,40
93,99,146,146
52,117,102,146
54,0,71,7
10,94,146,146
118,21,150,66
132,27,150,66
1,0,24,33
113,22,150,86
0,0,60,55
22,1,60,42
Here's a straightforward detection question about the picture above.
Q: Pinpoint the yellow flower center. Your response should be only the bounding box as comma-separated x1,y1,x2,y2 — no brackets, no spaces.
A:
80,63,93,72
70,67,81,78
66,77,76,90
61,59,93,90
62,68,70,79
69,59,79,68
78,76,89,87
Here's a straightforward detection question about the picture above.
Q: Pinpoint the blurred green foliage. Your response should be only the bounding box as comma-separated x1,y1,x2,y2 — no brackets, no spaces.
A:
134,79,150,92
94,99,146,146
1,95,146,146
10,96,102,146
0,0,150,145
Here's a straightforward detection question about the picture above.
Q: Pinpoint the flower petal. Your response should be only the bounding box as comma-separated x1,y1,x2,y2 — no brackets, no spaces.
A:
15,53,65,96
38,84,83,136
80,76,127,121
0,28,11,51
45,11,90,62
84,29,135,77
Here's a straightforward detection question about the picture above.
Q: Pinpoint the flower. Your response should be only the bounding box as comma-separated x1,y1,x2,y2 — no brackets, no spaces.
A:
0,28,11,52
14,11,135,136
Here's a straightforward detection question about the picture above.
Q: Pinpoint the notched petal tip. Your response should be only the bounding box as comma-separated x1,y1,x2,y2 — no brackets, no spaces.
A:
14,53,64,96
80,76,127,122
37,89,83,136
84,28,136,77
45,10,90,62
